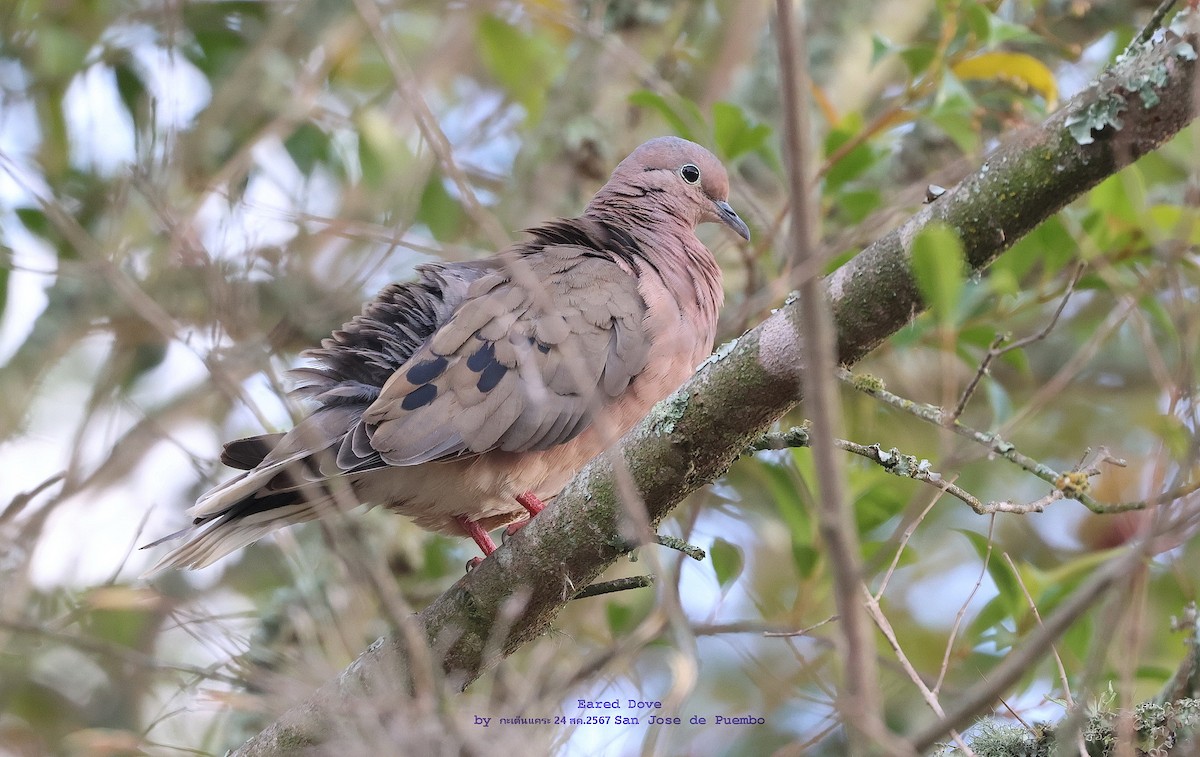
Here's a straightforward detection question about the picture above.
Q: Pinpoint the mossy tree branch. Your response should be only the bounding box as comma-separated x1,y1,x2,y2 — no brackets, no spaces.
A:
233,15,1200,756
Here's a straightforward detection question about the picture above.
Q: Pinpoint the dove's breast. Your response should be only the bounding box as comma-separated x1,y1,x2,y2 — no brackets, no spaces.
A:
360,267,717,536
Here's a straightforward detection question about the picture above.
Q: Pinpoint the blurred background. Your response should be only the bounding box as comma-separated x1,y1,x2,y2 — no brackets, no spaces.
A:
1,0,1198,754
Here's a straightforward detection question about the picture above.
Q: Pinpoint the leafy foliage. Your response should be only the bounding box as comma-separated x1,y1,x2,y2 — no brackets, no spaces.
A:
1,0,1198,755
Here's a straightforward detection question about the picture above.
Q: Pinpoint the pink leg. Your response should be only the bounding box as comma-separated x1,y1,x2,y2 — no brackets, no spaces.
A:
455,515,497,569
505,491,547,537
516,491,545,515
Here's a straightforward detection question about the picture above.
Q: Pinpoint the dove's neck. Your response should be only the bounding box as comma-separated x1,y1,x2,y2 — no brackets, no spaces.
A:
585,202,723,338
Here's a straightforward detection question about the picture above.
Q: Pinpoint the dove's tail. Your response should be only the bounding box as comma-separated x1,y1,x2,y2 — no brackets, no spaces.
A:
141,433,344,575
141,497,325,574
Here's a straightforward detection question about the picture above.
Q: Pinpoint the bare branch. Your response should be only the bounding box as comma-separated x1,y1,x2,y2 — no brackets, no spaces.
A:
774,0,884,747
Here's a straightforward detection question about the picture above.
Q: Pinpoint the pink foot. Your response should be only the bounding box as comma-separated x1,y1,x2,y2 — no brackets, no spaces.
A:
455,515,496,570
504,491,546,538
504,519,531,538
516,491,545,515
456,493,545,568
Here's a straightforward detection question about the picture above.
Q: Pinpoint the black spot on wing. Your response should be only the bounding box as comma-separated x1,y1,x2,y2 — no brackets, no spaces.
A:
523,335,551,354
406,355,448,385
401,383,438,410
466,340,496,372
476,361,508,392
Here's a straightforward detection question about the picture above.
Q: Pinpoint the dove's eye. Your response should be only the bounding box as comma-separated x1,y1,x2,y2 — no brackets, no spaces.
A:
679,164,701,184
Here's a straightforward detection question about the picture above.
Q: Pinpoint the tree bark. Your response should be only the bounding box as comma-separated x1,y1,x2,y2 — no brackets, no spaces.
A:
233,15,1200,755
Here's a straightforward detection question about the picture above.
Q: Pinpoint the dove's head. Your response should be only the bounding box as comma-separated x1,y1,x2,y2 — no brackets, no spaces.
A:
593,137,750,241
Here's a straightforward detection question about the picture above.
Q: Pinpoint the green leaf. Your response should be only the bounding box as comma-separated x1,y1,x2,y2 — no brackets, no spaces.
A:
112,61,145,119
965,4,1041,47
957,529,1022,617
418,538,451,578
188,28,246,79
833,189,882,224
928,76,980,153
791,543,819,578
123,341,169,390
1090,169,1147,226
628,90,703,142
853,479,906,533
898,45,937,77
870,33,895,67
355,108,411,189
823,116,881,190
285,123,330,176
606,602,636,636
984,16,1040,46
476,15,564,122
993,215,1075,284
968,594,1013,643
85,602,157,651
911,223,966,326
0,265,8,323
710,537,744,588
15,207,53,240
861,539,916,569
761,457,810,537
712,102,770,161
957,324,999,350
34,25,88,80
964,3,990,42
1146,204,1200,244
418,173,466,242
329,43,392,91
182,1,264,78
1148,413,1191,459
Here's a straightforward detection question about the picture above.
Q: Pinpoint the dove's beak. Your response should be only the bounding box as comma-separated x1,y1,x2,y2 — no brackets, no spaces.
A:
714,200,751,240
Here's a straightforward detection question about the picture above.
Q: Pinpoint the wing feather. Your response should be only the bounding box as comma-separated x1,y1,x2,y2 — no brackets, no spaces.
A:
359,245,650,464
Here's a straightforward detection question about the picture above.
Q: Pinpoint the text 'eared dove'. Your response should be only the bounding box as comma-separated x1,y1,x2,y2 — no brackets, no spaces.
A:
145,136,749,572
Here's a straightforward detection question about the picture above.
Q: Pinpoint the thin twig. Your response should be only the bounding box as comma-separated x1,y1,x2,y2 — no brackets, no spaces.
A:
1003,553,1076,709
908,549,1140,753
654,534,706,561
573,575,654,600
745,426,811,453
0,472,64,525
692,620,807,636
352,0,511,250
951,261,1086,420
874,494,941,599
842,368,1180,514
1125,0,1182,56
750,427,1044,514
0,618,243,686
935,516,998,696
1155,602,1199,705
775,0,883,747
862,588,974,756
762,614,840,638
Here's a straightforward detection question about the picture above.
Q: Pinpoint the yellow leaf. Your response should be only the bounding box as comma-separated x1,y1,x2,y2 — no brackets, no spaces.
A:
952,52,1058,108
526,0,574,43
